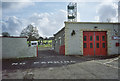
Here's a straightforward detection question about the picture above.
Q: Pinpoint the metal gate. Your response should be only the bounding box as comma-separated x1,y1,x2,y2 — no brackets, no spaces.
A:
83,31,107,56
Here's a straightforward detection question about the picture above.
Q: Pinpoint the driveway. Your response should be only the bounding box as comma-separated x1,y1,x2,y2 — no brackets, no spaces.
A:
2,50,97,70
2,50,120,79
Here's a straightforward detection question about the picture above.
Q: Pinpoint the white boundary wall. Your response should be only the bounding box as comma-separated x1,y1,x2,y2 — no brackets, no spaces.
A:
1,37,37,59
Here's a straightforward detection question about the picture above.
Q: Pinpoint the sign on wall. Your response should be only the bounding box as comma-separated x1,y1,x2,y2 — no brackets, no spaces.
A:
112,36,120,40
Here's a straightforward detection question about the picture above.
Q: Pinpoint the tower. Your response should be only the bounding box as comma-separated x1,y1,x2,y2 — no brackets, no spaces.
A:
118,1,120,22
67,2,77,22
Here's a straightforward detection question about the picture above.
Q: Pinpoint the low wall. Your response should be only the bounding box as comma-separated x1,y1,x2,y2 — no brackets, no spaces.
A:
1,37,37,59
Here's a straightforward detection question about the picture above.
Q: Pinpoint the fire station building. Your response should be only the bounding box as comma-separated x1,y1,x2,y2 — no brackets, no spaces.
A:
53,22,120,56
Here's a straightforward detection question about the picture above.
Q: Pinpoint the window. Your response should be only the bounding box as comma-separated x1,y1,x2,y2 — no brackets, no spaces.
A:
56,41,57,43
103,43,105,48
55,39,57,43
84,43,87,48
96,43,99,48
84,36,87,41
59,37,61,45
90,43,93,48
63,33,65,37
90,36,92,41
102,36,105,41
59,38,61,45
96,36,99,41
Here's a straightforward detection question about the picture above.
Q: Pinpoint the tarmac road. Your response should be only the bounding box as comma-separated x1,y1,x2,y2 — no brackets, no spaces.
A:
2,50,119,70
2,50,88,70
2,50,120,79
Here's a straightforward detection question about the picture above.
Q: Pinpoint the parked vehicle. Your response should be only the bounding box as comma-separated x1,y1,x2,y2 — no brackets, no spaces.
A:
31,41,38,47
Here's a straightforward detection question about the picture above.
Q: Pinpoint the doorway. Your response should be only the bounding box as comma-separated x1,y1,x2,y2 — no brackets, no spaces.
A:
83,31,107,56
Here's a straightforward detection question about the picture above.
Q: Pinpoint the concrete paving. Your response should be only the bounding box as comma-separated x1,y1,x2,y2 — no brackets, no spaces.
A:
2,50,120,79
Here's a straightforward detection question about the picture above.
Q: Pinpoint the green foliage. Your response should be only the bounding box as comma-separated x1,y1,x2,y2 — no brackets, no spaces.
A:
2,32,10,37
39,40,52,47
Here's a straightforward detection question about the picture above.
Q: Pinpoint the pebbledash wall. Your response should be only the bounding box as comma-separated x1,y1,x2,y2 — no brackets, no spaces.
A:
53,27,65,53
65,22,120,55
1,37,37,59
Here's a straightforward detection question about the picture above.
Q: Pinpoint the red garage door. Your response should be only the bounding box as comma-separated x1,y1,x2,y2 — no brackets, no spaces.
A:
83,31,107,56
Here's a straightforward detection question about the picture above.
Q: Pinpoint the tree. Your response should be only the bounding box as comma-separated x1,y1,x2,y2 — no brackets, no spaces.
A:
106,18,111,22
44,37,48,40
2,32,10,37
20,24,40,41
38,36,44,45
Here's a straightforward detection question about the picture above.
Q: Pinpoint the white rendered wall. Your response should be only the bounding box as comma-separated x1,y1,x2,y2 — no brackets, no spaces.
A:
65,22,119,55
2,37,37,59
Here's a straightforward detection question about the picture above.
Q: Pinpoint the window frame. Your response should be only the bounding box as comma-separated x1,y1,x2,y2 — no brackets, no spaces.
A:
84,43,87,48
96,43,99,48
84,36,87,41
96,36,99,41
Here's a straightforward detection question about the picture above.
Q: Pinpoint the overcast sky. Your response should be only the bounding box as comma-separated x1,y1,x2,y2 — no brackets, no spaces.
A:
1,0,119,37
